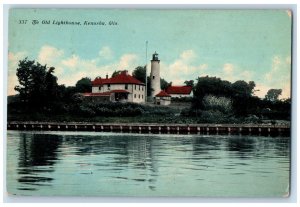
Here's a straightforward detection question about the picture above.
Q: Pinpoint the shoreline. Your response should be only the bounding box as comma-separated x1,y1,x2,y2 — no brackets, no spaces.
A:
7,121,290,136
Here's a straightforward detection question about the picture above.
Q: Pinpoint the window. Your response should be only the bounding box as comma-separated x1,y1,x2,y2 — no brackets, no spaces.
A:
134,94,136,98
153,76,155,79
142,86,144,91
139,94,140,99
135,85,136,90
125,84,128,90
139,85,140,91
98,86,101,90
142,95,143,99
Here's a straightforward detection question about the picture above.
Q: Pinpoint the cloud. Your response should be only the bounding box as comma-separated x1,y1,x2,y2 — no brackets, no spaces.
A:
254,82,290,100
253,83,270,98
223,63,234,74
272,55,281,70
98,46,113,60
281,82,291,98
58,53,139,86
8,51,27,71
264,56,290,84
219,63,253,83
180,50,196,63
118,54,138,70
218,56,290,99
199,64,208,71
7,75,19,96
240,70,253,81
62,55,79,69
38,45,64,65
7,45,141,93
8,51,28,95
265,56,281,81
256,55,291,99
159,50,202,85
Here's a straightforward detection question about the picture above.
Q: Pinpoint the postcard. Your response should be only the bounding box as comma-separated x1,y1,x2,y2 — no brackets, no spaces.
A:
6,9,292,197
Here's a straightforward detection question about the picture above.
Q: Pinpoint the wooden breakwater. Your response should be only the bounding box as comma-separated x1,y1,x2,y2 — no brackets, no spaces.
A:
7,122,290,136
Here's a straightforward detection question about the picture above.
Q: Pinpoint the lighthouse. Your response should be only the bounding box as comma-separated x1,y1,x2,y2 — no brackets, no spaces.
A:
150,52,161,98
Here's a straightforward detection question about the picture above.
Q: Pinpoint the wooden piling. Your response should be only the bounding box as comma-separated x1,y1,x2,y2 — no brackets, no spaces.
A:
6,122,290,137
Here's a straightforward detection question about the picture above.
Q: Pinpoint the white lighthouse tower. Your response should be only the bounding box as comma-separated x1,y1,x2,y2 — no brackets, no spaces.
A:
150,52,161,98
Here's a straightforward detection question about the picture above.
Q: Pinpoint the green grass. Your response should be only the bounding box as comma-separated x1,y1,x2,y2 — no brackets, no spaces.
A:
7,112,199,124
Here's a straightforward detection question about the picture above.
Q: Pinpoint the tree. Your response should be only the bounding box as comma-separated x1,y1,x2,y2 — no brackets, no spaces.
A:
192,76,259,117
14,58,59,108
265,89,282,102
232,80,256,97
111,70,122,77
146,76,152,97
192,76,232,109
45,67,59,101
184,80,194,87
231,80,256,116
75,77,92,93
161,78,169,90
132,66,146,83
248,81,256,95
132,66,151,97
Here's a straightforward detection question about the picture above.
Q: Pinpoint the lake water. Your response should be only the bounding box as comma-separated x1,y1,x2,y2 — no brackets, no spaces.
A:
6,130,290,197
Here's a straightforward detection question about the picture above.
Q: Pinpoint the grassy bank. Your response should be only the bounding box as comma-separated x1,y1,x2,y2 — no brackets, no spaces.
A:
7,111,197,124
7,111,290,125
8,99,290,125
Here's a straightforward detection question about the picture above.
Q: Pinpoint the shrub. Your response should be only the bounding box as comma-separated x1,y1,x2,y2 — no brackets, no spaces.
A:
243,115,261,124
203,95,233,114
171,97,193,102
79,105,96,117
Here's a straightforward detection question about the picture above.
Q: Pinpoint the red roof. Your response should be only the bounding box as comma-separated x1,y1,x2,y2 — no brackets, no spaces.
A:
92,71,144,86
155,90,171,97
166,86,193,95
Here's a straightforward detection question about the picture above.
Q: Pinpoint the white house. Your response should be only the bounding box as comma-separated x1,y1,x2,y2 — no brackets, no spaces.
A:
84,52,193,105
154,90,171,105
165,85,193,98
84,70,146,103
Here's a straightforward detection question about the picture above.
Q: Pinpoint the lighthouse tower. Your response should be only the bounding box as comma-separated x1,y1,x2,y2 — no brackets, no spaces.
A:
150,52,161,98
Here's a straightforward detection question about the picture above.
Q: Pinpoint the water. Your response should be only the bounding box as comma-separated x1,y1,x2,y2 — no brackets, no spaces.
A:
6,130,290,197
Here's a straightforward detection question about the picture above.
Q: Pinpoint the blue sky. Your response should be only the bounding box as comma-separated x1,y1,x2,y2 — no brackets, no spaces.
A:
8,9,292,98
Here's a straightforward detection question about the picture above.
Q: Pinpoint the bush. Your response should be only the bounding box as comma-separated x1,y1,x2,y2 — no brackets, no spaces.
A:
171,97,193,102
243,115,261,124
70,102,147,117
203,95,232,114
142,105,175,116
197,110,237,124
79,105,96,117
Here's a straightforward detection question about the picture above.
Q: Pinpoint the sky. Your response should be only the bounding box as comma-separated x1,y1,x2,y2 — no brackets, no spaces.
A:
8,9,292,98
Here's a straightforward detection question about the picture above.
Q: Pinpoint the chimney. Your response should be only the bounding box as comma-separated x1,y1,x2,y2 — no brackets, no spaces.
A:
106,74,108,79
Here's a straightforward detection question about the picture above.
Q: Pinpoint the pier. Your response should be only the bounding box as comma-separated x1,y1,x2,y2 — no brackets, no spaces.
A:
7,122,290,136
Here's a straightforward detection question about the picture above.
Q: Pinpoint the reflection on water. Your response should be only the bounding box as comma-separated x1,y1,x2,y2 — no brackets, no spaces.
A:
7,131,290,197
16,133,61,191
